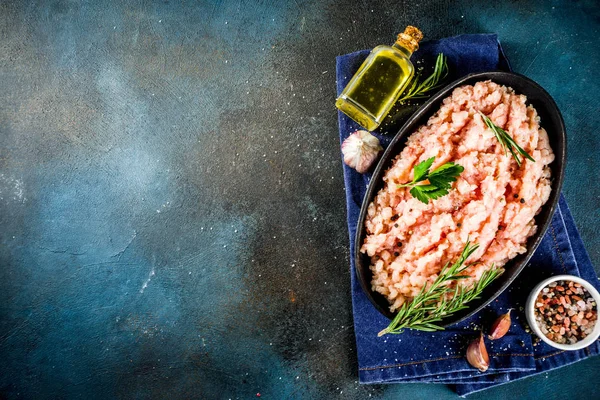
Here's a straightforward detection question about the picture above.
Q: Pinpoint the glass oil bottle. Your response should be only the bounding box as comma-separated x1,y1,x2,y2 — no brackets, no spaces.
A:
336,26,423,131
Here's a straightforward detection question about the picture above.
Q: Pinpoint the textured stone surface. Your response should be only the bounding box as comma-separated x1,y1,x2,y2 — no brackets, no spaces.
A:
0,0,598,398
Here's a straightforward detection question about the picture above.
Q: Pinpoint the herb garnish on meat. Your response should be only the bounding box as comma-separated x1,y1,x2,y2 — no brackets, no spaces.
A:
479,112,535,167
398,157,464,204
378,240,503,336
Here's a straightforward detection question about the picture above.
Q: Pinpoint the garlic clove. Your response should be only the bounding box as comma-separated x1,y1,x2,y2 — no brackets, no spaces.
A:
341,130,383,174
466,332,489,372
488,309,512,340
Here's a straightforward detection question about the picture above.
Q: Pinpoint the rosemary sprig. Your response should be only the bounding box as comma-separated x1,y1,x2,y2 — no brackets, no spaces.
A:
479,112,535,167
398,53,449,104
378,240,503,336
398,157,464,204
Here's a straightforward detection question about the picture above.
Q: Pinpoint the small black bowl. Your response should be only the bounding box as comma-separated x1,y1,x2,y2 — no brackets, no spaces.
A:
354,71,566,325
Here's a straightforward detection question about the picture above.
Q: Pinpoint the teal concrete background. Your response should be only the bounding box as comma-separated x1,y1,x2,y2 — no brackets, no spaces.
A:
0,0,598,399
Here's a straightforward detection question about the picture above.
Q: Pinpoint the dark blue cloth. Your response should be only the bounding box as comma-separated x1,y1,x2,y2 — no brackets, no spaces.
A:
336,34,600,397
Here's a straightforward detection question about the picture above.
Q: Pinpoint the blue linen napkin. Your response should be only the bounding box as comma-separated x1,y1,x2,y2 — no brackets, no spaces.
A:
336,34,600,397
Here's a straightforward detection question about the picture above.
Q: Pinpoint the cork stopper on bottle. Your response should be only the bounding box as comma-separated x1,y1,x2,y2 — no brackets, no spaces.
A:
395,26,423,53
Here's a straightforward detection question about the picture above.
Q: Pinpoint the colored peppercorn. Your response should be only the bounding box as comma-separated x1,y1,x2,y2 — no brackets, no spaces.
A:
534,280,597,345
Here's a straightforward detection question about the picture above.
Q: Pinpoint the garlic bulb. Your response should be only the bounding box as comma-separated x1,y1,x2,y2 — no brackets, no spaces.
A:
341,130,383,174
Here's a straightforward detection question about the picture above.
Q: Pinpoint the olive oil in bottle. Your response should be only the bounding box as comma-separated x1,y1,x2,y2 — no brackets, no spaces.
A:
336,26,423,131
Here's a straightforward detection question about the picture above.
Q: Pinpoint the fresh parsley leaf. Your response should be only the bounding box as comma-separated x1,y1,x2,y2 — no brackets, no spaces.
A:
427,163,464,189
410,185,449,204
413,157,435,182
409,186,430,203
399,158,464,204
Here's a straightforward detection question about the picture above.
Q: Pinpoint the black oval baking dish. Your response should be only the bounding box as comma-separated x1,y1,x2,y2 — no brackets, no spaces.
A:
354,71,566,325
